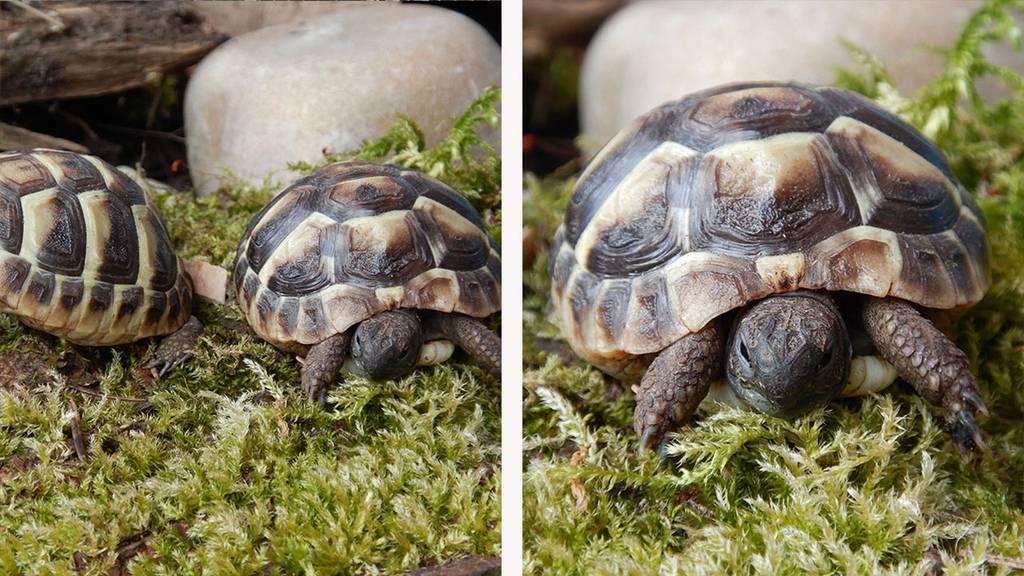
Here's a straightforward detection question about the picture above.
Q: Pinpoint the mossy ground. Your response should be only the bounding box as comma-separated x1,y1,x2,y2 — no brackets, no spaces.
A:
0,90,501,575
523,3,1024,574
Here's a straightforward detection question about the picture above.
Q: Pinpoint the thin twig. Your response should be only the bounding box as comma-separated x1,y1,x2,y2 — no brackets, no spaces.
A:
68,397,87,461
3,0,66,32
67,384,149,404
987,555,1024,570
94,123,187,144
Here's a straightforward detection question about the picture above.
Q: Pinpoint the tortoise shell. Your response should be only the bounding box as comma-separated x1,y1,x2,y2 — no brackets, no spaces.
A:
233,161,501,351
550,82,990,380
0,149,192,346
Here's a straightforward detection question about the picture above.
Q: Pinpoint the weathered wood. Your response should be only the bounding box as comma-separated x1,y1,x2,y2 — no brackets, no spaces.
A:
0,121,87,152
0,1,224,106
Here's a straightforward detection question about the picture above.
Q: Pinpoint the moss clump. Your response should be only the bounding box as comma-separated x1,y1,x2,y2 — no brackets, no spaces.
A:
522,2,1024,573
0,92,501,574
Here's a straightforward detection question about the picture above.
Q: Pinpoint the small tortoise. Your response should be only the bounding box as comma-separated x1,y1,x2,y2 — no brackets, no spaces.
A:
233,161,501,402
0,149,200,374
550,82,990,456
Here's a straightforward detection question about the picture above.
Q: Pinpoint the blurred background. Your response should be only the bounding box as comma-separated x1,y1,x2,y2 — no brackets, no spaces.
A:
524,0,1024,177
0,1,500,191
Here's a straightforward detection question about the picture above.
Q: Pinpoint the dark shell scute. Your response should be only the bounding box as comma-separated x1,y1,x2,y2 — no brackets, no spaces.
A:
337,213,435,288
117,287,144,320
95,195,140,285
691,134,860,257
32,189,86,277
0,154,56,196
0,188,23,254
52,151,105,191
265,224,335,297
88,283,114,314
26,269,56,306
0,257,31,299
58,277,84,312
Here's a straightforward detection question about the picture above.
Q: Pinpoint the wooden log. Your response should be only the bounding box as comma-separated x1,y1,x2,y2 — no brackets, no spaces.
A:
0,121,87,152
0,1,224,106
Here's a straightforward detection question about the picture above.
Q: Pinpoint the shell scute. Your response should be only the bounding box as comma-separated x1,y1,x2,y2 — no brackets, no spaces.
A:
22,189,87,277
0,153,56,195
0,189,22,254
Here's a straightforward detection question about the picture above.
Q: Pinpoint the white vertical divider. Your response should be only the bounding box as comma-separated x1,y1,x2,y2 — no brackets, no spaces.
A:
500,0,524,573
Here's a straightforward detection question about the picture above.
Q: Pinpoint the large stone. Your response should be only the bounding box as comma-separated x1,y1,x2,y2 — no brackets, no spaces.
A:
580,0,1022,150
185,4,499,195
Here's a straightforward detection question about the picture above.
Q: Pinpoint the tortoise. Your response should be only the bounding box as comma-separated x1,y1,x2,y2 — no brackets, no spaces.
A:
550,81,990,457
232,161,501,403
0,149,201,375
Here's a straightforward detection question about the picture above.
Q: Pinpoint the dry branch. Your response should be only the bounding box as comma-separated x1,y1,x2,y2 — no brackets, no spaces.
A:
0,1,224,105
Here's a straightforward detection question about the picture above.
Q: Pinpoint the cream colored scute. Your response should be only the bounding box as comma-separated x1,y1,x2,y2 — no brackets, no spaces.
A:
401,267,461,312
827,116,960,220
257,212,336,286
412,196,489,265
81,154,120,192
663,251,748,332
375,285,405,308
705,132,821,199
78,190,114,282
341,211,411,259
575,141,696,266
132,205,157,288
806,225,903,296
756,253,806,290
18,190,62,263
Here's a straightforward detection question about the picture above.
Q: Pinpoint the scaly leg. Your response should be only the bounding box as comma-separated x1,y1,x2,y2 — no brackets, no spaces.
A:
425,313,501,378
302,332,350,407
862,297,988,457
146,316,203,379
634,321,723,456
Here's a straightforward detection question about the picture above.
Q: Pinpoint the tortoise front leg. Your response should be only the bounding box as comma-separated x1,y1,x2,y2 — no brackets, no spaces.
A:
146,316,203,379
424,313,501,377
862,297,988,457
302,332,350,407
635,320,723,456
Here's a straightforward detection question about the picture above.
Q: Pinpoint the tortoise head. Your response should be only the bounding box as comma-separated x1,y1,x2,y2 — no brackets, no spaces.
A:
725,291,851,418
350,310,423,380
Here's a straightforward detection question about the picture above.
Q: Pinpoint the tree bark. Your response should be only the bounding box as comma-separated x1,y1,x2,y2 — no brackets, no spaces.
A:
0,1,224,106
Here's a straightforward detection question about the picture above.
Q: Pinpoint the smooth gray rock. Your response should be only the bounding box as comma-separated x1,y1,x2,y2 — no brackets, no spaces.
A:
580,0,1021,151
185,3,499,194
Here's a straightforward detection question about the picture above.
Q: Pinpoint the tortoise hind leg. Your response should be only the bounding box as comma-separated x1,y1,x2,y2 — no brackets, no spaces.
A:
302,332,350,407
862,297,988,457
634,320,723,457
146,316,202,379
424,313,500,377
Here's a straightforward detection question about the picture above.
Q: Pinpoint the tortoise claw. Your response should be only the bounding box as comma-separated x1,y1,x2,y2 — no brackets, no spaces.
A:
945,409,986,458
961,388,989,417
145,352,193,380
145,316,202,380
638,426,659,454
303,380,327,409
637,424,674,462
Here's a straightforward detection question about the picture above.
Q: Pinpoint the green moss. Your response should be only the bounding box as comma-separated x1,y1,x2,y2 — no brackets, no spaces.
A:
523,2,1024,573
0,92,501,574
